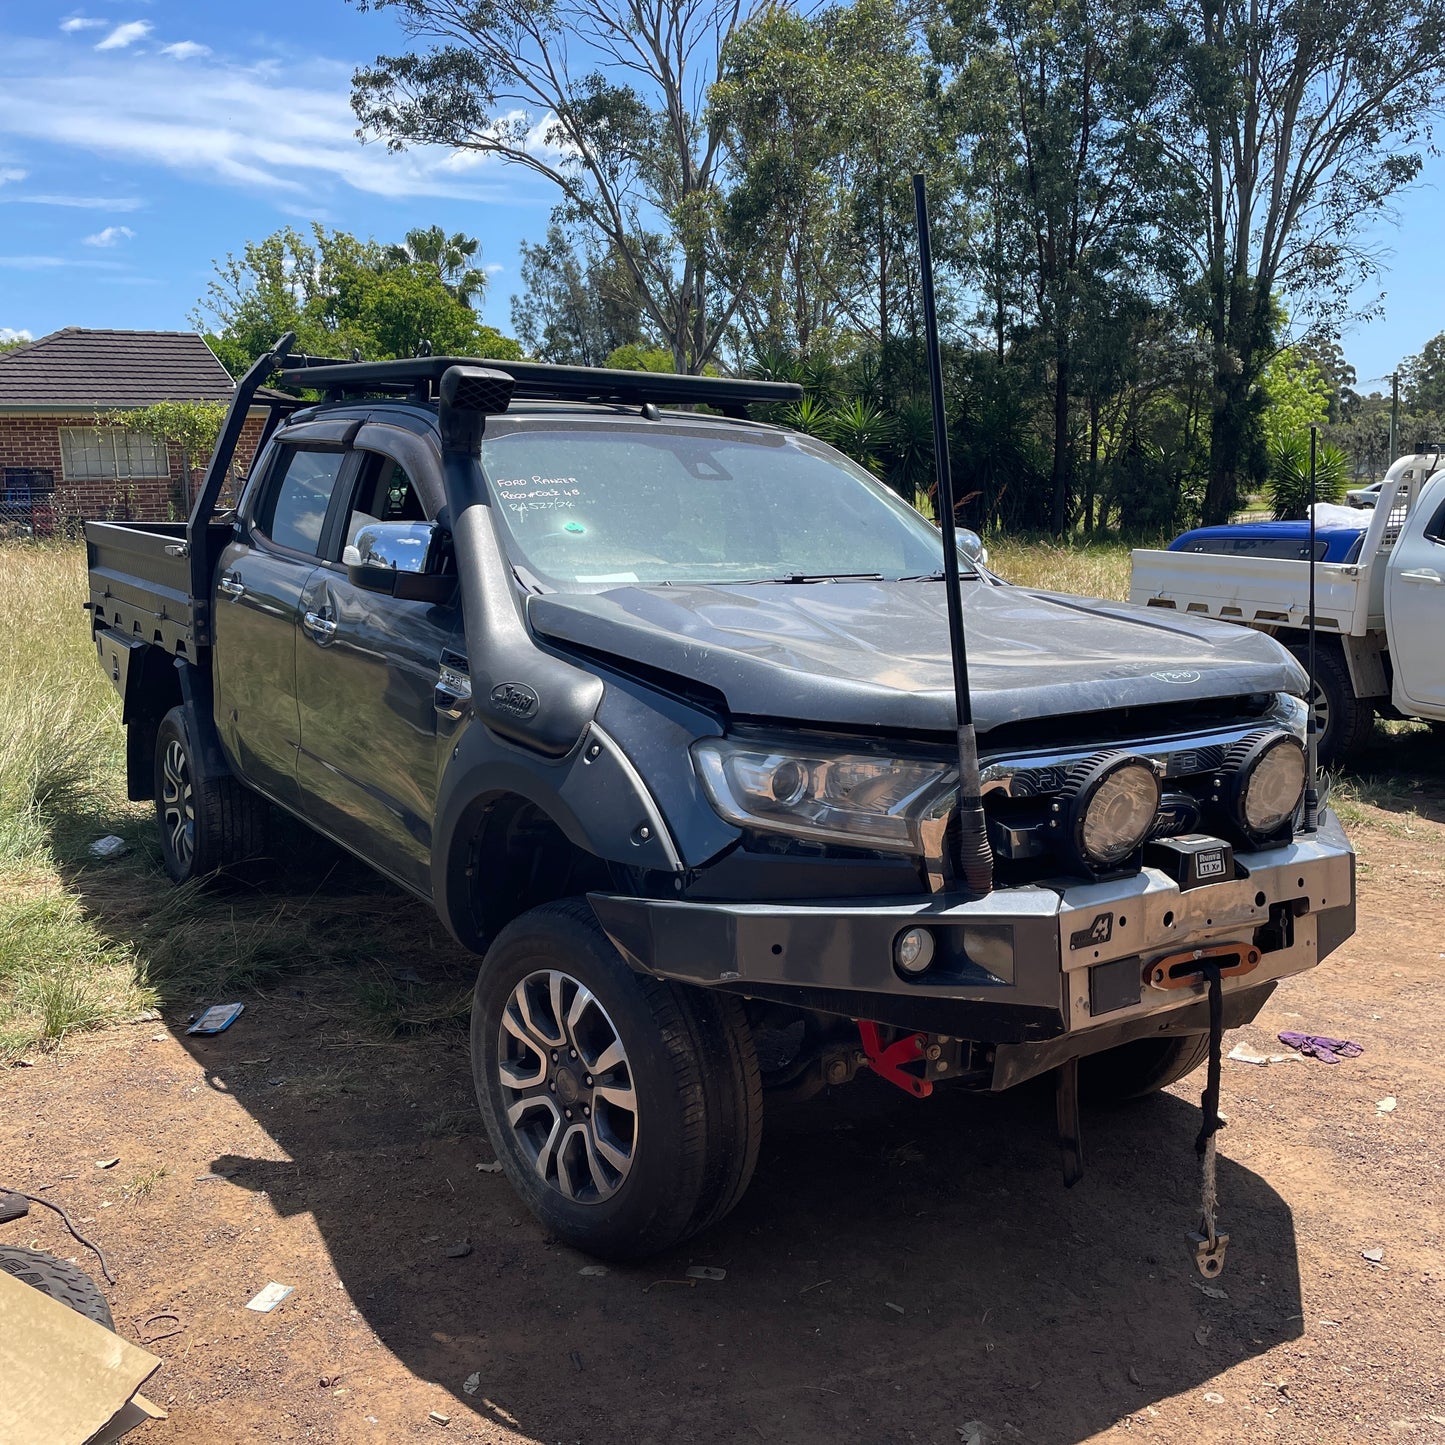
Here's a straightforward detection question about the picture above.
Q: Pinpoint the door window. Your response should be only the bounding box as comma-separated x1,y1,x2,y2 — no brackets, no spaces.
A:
258,449,349,556
341,452,429,555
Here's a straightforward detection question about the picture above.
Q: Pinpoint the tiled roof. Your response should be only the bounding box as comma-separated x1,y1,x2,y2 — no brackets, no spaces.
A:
0,328,235,408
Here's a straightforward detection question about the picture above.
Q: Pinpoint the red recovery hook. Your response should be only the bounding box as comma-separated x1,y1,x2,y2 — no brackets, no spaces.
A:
858,1022,933,1098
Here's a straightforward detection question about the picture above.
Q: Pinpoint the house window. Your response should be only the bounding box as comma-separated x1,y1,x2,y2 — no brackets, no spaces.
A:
59,427,169,481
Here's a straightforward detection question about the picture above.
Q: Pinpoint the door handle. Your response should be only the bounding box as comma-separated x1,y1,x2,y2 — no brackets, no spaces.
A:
302,608,338,641
218,572,245,599
1400,568,1444,585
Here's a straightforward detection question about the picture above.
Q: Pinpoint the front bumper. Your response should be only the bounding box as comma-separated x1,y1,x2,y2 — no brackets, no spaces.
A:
590,811,1355,1084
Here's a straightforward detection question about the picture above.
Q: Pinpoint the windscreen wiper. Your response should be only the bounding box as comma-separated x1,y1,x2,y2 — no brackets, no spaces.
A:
745,572,886,584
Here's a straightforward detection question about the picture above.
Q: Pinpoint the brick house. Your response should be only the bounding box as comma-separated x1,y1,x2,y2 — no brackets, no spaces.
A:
0,329,267,536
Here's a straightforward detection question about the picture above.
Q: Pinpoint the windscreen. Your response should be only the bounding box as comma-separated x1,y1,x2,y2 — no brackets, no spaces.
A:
478,423,952,590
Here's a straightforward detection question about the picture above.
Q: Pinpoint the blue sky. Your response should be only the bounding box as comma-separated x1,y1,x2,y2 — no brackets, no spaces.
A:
0,0,1440,393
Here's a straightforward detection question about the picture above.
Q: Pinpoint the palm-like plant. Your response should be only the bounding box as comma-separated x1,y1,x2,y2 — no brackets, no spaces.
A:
1266,435,1347,519
384,226,488,309
827,398,893,476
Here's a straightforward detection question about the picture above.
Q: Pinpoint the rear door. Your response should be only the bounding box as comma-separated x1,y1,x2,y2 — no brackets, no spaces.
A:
1386,483,1445,717
213,425,361,808
293,425,462,893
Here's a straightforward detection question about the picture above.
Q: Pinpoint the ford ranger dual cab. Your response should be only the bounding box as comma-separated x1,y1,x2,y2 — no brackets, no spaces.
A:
85,342,1356,1258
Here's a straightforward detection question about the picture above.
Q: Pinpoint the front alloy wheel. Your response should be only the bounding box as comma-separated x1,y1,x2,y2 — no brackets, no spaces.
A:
472,899,762,1259
499,970,638,1203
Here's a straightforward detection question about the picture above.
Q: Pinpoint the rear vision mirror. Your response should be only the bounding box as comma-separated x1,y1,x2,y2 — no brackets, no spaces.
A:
344,520,455,603
957,528,988,567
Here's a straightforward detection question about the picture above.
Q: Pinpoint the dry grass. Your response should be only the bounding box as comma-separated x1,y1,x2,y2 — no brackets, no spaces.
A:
985,535,1134,600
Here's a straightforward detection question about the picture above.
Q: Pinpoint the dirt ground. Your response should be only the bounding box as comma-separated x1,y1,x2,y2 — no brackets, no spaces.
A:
3,748,1444,1444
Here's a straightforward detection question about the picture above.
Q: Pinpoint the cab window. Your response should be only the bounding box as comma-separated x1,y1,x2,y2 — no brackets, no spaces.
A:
257,448,349,556
341,452,427,554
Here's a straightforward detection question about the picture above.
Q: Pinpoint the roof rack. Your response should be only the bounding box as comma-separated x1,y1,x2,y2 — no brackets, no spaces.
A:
276,353,802,418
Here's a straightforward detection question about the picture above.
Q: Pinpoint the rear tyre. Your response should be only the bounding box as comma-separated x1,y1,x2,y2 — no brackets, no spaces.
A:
1081,1033,1211,1103
0,1245,114,1330
472,898,763,1260
153,706,267,884
1285,640,1375,766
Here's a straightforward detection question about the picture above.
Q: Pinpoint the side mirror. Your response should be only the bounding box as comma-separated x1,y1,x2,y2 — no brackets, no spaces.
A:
344,520,456,604
957,528,988,568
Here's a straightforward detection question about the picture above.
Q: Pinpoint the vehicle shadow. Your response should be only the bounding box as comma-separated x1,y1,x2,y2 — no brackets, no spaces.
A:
49,816,1301,1445
202,1072,1299,1445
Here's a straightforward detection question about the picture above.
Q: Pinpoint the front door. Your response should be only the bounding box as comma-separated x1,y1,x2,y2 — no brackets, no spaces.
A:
213,443,356,809
294,445,461,893
1386,488,1445,717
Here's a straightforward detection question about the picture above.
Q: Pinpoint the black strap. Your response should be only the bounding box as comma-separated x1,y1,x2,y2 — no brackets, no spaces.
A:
1194,963,1226,1156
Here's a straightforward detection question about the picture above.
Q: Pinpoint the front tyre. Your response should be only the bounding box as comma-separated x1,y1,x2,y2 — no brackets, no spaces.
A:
472,899,762,1260
1081,1033,1211,1103
153,706,267,883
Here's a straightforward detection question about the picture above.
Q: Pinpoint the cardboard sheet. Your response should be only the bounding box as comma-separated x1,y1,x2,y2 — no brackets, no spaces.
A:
0,1267,160,1445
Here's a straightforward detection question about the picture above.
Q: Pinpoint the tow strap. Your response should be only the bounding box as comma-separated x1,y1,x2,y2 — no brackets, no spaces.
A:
1188,963,1229,1277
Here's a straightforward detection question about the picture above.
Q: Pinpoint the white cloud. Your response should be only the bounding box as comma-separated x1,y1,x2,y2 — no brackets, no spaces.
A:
0,328,33,343
0,256,67,269
95,21,153,51
159,41,211,60
0,193,144,210
0,167,27,186
0,39,543,205
84,224,135,247
485,262,504,275
59,17,106,32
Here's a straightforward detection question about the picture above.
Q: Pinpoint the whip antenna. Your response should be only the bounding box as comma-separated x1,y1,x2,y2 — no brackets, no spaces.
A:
912,174,993,896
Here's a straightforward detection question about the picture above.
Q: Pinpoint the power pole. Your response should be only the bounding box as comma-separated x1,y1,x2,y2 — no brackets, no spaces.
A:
1389,371,1399,466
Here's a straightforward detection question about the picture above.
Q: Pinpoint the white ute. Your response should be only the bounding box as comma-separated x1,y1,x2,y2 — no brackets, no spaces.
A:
1130,451,1445,763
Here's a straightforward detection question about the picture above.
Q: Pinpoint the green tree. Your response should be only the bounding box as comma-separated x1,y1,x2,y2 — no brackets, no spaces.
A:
510,222,648,365
936,0,1190,534
383,225,488,308
712,0,947,364
346,0,762,373
194,224,521,376
1400,331,1445,415
1259,348,1332,452
1172,0,1445,523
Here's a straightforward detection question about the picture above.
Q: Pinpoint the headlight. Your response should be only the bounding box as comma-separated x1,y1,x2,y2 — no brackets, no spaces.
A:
1219,731,1306,845
691,739,956,853
1055,752,1161,872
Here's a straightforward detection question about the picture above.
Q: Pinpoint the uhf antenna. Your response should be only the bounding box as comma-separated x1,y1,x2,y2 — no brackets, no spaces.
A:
912,174,993,896
1303,425,1320,832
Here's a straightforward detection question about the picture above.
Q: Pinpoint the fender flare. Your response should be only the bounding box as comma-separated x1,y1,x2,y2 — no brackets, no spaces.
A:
431,718,682,949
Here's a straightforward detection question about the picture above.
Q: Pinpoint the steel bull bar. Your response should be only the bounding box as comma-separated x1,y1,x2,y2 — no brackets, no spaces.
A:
589,810,1355,1091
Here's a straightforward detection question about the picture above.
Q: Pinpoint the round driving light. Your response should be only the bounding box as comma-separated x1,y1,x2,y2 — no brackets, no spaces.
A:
1221,731,1306,845
894,926,936,977
1059,752,1161,872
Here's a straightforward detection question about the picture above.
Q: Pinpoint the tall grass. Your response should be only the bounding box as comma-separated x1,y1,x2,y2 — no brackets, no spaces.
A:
986,535,1134,600
0,544,151,1053
0,542,471,1058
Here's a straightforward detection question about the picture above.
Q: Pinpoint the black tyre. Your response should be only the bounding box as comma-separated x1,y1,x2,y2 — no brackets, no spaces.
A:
471,898,763,1260
0,1245,114,1330
1081,1033,1211,1103
154,706,267,883
1285,640,1375,766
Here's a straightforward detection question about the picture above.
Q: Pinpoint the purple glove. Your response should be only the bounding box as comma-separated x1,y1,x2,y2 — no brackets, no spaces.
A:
1278,1031,1363,1063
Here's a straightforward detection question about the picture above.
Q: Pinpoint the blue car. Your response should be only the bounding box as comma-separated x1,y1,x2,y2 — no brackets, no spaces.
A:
1168,518,1366,564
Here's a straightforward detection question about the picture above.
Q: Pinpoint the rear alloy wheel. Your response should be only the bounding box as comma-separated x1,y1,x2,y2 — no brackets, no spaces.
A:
472,899,762,1259
153,706,268,884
